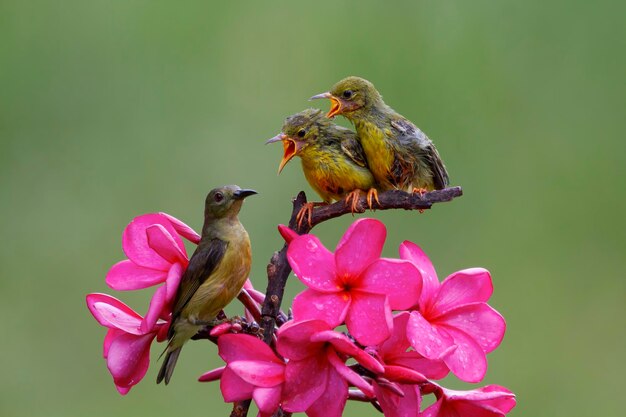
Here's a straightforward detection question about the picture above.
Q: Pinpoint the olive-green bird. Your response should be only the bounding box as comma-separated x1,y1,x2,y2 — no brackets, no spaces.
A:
311,76,449,194
157,185,256,385
265,108,376,224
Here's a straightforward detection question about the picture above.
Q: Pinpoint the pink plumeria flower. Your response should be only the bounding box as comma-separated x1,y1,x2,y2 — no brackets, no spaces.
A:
421,384,516,417
280,218,422,346
105,213,200,332
86,293,167,394
400,241,506,383
277,319,384,417
199,334,285,417
370,312,448,417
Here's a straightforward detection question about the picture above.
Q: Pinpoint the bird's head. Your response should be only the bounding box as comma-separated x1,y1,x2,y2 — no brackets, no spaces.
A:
204,185,257,220
265,108,327,174
310,76,382,119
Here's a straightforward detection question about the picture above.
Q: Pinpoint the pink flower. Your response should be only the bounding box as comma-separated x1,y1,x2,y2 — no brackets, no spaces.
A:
86,293,167,394
421,385,516,417
105,213,200,332
281,218,422,346
370,312,448,417
277,319,385,417
400,241,506,383
201,334,285,417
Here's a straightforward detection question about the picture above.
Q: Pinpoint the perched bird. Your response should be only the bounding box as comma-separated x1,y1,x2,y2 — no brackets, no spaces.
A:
157,185,256,384
311,76,449,195
266,108,377,225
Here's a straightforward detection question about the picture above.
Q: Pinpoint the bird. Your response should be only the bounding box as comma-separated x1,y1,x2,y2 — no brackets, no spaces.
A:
265,108,377,226
157,185,257,385
310,76,449,197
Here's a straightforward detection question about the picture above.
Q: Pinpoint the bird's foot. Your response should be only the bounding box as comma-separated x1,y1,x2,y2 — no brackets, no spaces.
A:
411,187,428,213
411,187,428,196
366,188,381,210
296,202,326,228
344,189,364,214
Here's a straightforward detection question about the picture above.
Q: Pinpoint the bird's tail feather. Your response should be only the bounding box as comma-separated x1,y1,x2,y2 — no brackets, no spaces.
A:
156,347,182,385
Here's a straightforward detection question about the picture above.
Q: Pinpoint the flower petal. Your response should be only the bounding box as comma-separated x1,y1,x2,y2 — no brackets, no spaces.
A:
122,213,185,270
292,289,350,328
406,311,455,360
278,224,299,243
287,235,339,292
86,293,143,334
345,291,392,346
383,365,427,384
105,260,167,291
106,332,154,389
103,328,123,358
444,385,516,414
327,349,375,397
335,218,386,280
391,352,450,380
159,212,201,244
436,303,505,353
431,268,493,316
359,259,422,310
310,330,385,374
399,241,439,310
220,367,255,402
282,355,329,412
219,334,283,364
146,224,188,265
198,366,225,382
310,331,384,374
229,360,284,388
140,285,167,333
276,319,330,361
305,367,348,417
253,386,282,417
441,326,488,383
379,312,411,358
374,382,421,417
164,262,184,304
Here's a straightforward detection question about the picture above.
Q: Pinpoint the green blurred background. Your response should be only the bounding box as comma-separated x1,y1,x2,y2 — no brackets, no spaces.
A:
1,1,624,416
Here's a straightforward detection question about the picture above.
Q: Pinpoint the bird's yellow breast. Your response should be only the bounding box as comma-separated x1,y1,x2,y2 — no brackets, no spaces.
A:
183,231,251,321
354,120,395,189
300,147,374,202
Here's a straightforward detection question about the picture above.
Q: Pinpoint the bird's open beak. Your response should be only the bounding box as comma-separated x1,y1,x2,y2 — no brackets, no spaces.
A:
266,133,304,174
233,189,258,199
310,92,342,119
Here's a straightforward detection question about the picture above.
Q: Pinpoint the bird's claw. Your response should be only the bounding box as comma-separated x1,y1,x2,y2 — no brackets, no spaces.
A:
411,187,428,213
366,188,381,210
344,190,363,214
296,203,316,228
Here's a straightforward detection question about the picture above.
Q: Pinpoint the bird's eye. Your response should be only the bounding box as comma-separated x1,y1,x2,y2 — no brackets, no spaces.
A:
297,129,306,138
214,192,224,202
342,90,354,99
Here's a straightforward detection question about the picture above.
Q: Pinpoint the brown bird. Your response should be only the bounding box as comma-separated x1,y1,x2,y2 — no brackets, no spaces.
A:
266,108,377,225
311,76,449,197
157,185,256,384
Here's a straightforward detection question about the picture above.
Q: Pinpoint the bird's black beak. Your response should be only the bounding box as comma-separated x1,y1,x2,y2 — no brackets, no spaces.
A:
233,189,258,199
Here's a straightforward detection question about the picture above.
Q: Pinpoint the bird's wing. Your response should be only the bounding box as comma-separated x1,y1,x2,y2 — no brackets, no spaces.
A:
168,238,228,337
341,136,368,168
391,118,449,189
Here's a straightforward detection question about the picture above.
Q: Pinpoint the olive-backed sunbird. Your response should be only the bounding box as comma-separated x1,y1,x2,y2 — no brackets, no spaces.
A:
157,185,256,384
311,76,449,193
266,108,377,223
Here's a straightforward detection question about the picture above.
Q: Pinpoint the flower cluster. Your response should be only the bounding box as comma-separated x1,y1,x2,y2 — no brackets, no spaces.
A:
86,213,200,394
202,218,515,417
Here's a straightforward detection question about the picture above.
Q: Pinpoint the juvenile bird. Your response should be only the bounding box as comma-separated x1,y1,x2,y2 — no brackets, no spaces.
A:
311,76,449,196
266,108,376,225
157,185,256,384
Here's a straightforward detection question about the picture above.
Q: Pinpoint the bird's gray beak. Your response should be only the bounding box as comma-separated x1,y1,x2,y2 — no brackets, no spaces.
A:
233,189,258,199
309,92,332,101
265,133,285,144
